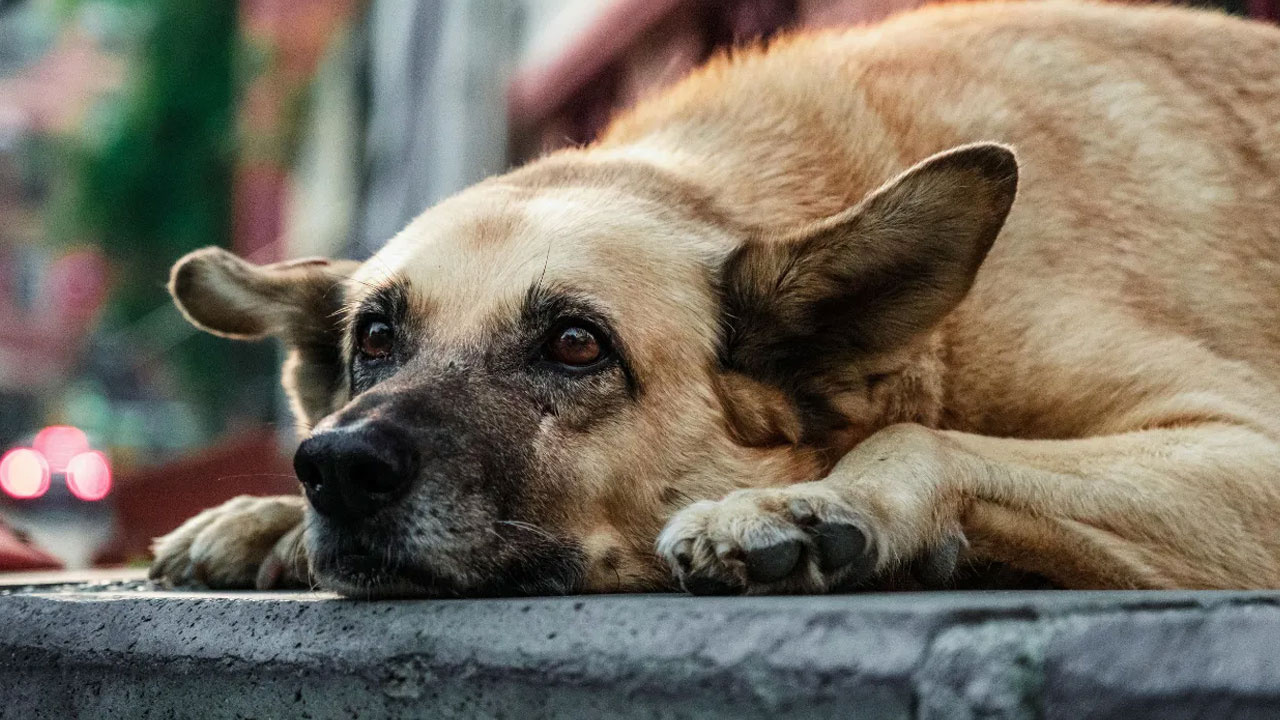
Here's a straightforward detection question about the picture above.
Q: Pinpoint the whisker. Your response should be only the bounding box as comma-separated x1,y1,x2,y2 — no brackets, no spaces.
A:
494,519,559,545
212,473,298,482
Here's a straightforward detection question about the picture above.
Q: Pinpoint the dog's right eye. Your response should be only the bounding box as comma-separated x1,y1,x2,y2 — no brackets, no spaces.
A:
357,320,395,359
548,325,601,367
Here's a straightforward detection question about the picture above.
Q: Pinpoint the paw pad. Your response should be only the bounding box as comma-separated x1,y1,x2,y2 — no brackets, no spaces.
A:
812,522,869,573
744,539,802,583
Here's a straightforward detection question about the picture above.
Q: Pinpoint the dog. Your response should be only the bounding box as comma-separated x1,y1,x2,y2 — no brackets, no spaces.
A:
149,0,1280,597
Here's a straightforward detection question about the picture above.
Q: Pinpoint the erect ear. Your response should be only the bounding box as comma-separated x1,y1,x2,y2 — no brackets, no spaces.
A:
169,247,360,425
720,143,1018,389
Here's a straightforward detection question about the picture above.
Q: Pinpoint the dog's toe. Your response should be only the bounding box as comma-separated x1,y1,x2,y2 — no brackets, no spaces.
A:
660,488,876,594
254,523,309,590
659,483,972,595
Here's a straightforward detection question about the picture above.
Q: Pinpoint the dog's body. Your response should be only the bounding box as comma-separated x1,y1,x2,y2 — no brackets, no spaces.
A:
151,1,1280,595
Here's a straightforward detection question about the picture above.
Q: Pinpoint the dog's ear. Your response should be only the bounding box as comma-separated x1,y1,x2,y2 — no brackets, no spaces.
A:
169,247,360,425
719,143,1017,402
169,247,357,341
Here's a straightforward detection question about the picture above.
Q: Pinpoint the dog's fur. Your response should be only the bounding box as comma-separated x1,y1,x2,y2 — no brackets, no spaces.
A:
150,0,1280,596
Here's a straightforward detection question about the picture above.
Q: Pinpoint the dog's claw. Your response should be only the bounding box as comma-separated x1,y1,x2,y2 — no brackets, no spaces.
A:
745,539,802,583
672,539,695,572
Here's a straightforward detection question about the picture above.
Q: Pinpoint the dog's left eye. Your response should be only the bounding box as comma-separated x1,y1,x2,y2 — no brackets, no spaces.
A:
546,324,604,367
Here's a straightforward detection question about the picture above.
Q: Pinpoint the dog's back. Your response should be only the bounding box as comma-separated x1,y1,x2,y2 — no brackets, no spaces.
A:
599,0,1280,439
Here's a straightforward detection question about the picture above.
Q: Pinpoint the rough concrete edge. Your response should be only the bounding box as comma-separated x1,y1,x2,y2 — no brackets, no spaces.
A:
2,590,1280,719
911,593,1280,720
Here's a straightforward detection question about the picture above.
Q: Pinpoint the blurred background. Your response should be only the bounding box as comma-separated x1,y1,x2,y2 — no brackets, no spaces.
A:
0,0,1275,572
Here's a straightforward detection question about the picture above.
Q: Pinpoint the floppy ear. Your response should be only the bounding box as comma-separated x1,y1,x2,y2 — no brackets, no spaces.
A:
169,247,358,341
720,142,1018,393
169,247,360,425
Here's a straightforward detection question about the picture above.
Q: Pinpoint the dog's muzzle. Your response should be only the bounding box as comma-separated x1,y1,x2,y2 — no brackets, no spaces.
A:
290,374,588,597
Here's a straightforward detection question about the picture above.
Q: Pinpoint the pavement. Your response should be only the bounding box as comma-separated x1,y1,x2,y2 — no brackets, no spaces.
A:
1,576,1279,719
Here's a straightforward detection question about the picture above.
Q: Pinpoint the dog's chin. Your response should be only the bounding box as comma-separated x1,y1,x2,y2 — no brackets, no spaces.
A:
308,534,589,599
312,552,437,599
322,576,432,600
309,543,473,599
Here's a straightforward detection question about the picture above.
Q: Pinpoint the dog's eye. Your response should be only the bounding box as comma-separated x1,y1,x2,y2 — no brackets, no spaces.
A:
358,320,394,359
547,325,602,367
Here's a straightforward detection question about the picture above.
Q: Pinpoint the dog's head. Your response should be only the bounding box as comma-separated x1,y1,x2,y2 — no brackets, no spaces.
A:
169,143,1016,597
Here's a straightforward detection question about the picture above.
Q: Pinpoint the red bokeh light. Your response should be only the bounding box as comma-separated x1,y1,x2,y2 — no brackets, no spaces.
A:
65,451,112,502
0,448,51,499
33,426,90,473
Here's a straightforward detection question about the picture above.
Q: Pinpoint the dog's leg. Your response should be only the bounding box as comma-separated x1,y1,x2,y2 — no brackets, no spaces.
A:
149,495,310,590
659,421,1280,593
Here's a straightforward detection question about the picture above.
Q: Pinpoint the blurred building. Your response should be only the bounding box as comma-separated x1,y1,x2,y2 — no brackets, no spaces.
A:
509,0,1279,157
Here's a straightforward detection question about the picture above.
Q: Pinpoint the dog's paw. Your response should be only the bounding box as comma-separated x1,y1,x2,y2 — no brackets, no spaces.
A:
149,495,310,590
657,485,963,595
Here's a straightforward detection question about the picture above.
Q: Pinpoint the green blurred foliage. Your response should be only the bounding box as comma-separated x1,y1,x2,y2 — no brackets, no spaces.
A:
56,0,273,431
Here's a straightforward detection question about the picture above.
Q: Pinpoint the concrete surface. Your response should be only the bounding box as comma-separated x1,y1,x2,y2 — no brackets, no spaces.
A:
1,581,1279,719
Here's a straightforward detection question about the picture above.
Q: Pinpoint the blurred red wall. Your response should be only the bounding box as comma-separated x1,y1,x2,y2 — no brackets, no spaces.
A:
96,430,296,564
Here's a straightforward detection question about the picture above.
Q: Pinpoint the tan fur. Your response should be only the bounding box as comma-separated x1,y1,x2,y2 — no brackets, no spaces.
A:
149,495,309,589
154,1,1280,594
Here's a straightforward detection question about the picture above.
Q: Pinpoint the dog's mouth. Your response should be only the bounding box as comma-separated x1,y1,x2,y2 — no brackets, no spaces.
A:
307,524,588,599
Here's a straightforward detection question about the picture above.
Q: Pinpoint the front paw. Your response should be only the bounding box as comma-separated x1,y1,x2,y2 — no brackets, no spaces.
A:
657,485,963,595
149,495,310,590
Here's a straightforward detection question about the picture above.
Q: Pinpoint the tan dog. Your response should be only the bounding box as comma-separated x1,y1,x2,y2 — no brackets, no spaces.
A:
149,1,1280,597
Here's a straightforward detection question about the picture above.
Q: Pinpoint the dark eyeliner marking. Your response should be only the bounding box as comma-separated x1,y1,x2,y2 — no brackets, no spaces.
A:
520,286,641,396
348,280,411,395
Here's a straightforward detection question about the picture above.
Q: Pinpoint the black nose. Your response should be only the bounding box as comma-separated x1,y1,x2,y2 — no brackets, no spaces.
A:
293,423,418,522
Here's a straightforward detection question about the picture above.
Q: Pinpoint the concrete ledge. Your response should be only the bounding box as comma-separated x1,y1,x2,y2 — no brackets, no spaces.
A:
2,582,1280,718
